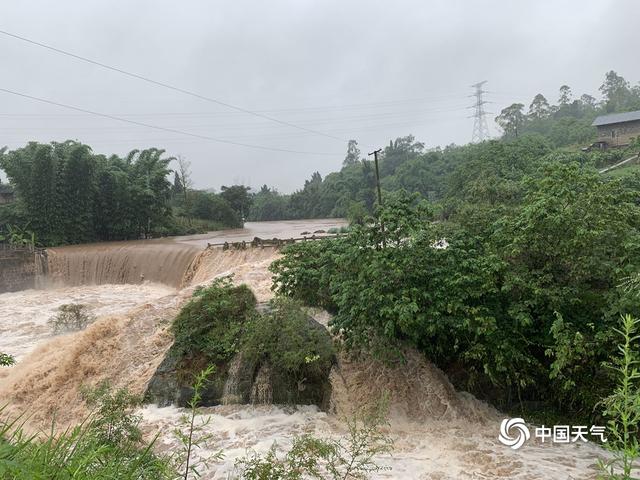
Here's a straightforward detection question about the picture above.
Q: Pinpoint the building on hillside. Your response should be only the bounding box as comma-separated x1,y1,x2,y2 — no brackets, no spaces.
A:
592,110,640,148
0,184,15,204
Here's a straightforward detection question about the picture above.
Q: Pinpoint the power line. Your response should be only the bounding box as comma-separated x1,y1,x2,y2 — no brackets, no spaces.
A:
0,87,340,156
0,96,471,118
0,105,470,131
0,103,470,121
0,112,468,137
0,29,351,144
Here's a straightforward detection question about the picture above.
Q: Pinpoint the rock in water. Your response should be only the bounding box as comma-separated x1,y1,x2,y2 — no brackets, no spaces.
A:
144,300,335,409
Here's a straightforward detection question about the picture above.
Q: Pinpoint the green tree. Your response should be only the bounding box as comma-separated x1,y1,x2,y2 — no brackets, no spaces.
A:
127,148,174,238
94,155,134,240
495,103,525,138
289,172,323,219
600,70,633,112
220,185,252,220
189,191,240,226
580,93,597,109
379,135,424,177
342,139,361,167
248,185,290,221
558,85,573,105
528,93,550,119
0,142,181,244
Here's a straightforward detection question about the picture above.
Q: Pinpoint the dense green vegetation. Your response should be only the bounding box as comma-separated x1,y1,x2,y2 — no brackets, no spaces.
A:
171,278,258,368
271,138,640,420
243,297,334,377
0,142,244,246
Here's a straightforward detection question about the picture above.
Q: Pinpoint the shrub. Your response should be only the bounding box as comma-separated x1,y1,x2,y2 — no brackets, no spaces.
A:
598,314,640,479
171,277,257,366
270,239,343,311
271,167,640,419
80,381,143,446
48,303,96,334
0,352,15,367
234,399,392,480
242,298,335,401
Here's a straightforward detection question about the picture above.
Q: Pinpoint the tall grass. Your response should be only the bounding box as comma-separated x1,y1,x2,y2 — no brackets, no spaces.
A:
0,387,175,479
598,314,640,479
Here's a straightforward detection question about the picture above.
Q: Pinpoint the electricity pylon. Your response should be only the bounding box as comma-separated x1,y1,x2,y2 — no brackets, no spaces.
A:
470,81,490,143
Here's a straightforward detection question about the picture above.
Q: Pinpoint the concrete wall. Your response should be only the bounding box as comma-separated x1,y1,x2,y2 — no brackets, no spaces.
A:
597,120,640,147
0,246,37,293
0,193,14,205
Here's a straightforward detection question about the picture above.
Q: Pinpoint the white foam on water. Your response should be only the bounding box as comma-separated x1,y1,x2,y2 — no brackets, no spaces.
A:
0,283,174,361
139,403,605,479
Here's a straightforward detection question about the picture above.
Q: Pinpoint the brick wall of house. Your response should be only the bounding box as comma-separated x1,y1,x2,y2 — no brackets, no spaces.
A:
597,120,640,146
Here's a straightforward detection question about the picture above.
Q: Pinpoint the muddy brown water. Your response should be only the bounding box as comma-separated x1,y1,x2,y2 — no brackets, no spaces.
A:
0,219,607,478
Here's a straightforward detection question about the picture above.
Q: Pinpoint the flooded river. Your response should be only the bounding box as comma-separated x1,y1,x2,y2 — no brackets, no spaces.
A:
0,219,606,478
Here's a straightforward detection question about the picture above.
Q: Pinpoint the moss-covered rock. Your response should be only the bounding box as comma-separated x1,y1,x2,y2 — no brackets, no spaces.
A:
144,278,335,408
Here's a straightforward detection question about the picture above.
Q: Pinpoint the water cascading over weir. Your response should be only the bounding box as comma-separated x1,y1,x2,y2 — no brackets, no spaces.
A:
0,241,286,427
1,233,483,432
44,241,203,288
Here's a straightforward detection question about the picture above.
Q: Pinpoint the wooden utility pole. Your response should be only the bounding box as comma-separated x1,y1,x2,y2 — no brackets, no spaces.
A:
368,149,383,207
368,148,385,248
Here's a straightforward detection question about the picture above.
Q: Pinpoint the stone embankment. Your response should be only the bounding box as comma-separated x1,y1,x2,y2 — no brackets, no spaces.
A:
0,245,45,293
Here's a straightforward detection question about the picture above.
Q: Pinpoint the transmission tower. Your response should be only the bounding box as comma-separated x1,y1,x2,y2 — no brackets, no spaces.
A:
469,81,490,143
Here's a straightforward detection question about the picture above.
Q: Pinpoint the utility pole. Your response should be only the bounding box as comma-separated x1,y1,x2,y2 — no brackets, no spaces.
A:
368,148,385,248
469,81,491,143
368,149,383,207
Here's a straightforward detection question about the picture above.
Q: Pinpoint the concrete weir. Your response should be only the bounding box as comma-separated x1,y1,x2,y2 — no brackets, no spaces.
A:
0,245,46,293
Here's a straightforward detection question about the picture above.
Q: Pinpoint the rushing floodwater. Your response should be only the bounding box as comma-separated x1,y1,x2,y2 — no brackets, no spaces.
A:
0,220,608,479
0,283,174,361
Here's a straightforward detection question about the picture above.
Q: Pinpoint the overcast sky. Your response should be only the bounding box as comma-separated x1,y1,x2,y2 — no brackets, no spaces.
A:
1,0,639,192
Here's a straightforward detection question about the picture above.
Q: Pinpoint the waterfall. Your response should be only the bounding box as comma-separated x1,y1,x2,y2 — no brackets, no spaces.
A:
34,249,48,289
45,241,201,288
250,363,273,405
221,353,246,405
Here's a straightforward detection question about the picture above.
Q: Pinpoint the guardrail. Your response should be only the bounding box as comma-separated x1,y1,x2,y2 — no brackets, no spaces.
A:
0,244,47,258
599,153,640,174
206,234,345,250
0,243,34,252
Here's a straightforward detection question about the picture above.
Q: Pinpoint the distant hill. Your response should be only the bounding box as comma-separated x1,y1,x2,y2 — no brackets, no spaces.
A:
248,70,640,222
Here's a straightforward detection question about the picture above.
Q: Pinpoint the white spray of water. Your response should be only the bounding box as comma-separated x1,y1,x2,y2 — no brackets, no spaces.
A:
139,401,604,480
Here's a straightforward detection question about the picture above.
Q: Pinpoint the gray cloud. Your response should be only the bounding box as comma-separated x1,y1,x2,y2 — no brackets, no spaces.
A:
1,0,638,191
